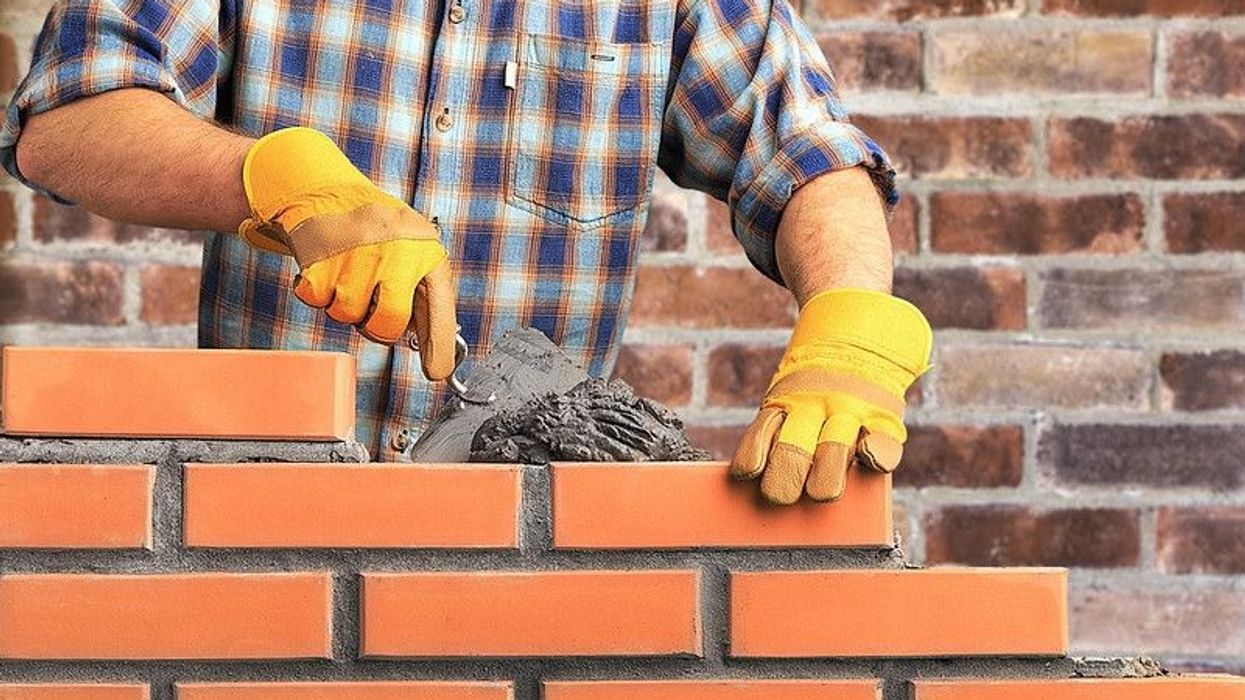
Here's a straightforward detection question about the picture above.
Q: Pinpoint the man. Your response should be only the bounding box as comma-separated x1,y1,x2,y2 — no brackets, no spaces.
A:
1,0,931,505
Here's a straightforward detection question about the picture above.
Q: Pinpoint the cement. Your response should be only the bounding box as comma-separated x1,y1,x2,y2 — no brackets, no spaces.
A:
470,377,711,463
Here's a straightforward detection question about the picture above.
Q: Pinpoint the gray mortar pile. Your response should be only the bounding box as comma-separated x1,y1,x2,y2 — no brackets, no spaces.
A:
0,435,1166,700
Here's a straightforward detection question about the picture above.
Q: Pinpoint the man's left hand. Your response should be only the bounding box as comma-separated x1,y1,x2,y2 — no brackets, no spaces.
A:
731,289,932,505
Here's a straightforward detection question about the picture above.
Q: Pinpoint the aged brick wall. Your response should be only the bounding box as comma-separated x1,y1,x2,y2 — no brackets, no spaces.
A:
3,0,1245,673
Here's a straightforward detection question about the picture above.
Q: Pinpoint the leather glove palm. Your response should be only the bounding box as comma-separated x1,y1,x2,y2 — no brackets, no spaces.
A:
238,127,456,380
732,289,932,505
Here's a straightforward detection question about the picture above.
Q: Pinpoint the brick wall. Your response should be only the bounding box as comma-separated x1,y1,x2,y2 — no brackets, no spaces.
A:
3,0,1245,673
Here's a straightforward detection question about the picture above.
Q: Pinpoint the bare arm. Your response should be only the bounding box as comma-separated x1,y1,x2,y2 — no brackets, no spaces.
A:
775,167,893,306
15,88,254,233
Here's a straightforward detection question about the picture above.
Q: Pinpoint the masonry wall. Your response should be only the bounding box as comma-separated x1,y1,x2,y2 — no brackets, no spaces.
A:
3,0,1245,674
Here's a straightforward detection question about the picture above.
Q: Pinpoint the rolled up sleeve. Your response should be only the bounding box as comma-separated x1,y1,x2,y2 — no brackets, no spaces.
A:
0,0,234,200
658,0,896,285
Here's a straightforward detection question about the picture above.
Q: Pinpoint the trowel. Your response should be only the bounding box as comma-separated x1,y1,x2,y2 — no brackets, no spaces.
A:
406,327,590,462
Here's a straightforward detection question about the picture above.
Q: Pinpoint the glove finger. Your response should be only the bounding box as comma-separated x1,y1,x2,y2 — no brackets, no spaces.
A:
293,258,340,309
760,408,821,506
358,264,419,344
806,414,864,503
730,407,785,481
412,261,458,381
857,429,904,473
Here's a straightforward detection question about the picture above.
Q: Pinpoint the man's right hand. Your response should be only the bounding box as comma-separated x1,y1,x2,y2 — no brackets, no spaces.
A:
238,127,456,381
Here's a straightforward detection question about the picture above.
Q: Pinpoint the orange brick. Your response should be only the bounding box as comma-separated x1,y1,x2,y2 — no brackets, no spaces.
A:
0,573,332,659
913,677,1245,699
545,680,881,700
0,465,153,548
361,570,700,657
0,686,148,700
730,568,1067,657
552,462,891,549
0,347,355,440
176,682,513,700
184,464,520,548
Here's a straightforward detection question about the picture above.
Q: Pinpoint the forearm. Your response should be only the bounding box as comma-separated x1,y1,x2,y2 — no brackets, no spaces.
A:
15,88,253,233
775,167,894,306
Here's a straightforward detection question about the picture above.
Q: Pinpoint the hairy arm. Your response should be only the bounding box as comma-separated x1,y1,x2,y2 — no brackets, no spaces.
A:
15,88,254,233
775,167,894,306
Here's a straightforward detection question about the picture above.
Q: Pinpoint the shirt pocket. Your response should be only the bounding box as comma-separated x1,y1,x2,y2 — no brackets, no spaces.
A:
508,32,670,229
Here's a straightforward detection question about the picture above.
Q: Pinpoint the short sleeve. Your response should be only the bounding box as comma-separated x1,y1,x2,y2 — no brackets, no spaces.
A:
658,0,897,285
0,0,235,201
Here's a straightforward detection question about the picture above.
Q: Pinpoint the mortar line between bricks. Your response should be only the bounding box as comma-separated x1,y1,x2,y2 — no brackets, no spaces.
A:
699,562,729,669
843,93,1245,116
1152,22,1168,101
1138,507,1159,572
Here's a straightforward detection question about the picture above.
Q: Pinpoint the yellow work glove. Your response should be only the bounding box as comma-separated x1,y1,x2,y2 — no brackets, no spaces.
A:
238,127,456,380
732,289,932,505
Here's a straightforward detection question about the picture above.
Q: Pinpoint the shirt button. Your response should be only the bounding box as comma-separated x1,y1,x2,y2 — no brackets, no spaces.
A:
449,5,467,23
436,111,454,132
391,428,413,453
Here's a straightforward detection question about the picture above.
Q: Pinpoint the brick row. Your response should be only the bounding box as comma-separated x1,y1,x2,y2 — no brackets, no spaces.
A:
0,568,1065,659
5,678,1241,699
1,347,355,440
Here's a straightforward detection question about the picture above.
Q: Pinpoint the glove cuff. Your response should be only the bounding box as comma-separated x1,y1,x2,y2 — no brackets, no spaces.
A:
242,127,378,225
790,288,933,377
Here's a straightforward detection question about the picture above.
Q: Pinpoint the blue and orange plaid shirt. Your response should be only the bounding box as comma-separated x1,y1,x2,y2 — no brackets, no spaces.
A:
1,0,896,461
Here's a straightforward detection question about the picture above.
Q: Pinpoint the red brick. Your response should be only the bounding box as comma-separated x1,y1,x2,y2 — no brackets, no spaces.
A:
890,194,918,255
1169,32,1245,98
1158,508,1245,575
0,261,124,325
1045,0,1245,16
1039,269,1245,331
641,189,688,253
931,192,1144,254
1,347,356,440
140,265,200,325
630,266,796,329
176,683,513,700
1049,115,1245,180
854,116,1032,179
814,0,1025,20
1070,584,1245,658
731,568,1068,657
1039,423,1245,490
361,570,700,657
1161,351,1245,411
546,681,881,700
685,424,748,461
0,465,152,549
0,190,15,248
914,677,1245,700
184,464,520,548
0,686,148,700
705,199,742,255
897,425,1023,488
937,344,1150,410
551,462,892,549
611,344,693,407
818,32,922,92
932,29,1151,94
707,344,783,408
893,267,1026,330
0,573,332,659
0,33,18,93
1165,192,1245,253
925,506,1141,568
32,195,204,245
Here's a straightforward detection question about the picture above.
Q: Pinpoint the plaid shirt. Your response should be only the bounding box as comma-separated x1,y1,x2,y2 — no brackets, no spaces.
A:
1,0,896,461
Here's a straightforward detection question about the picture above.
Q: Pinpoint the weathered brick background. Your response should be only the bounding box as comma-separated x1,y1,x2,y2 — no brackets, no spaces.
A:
3,0,1245,674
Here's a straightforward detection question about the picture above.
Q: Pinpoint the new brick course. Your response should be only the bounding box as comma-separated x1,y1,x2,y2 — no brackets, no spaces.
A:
4,0,1245,675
